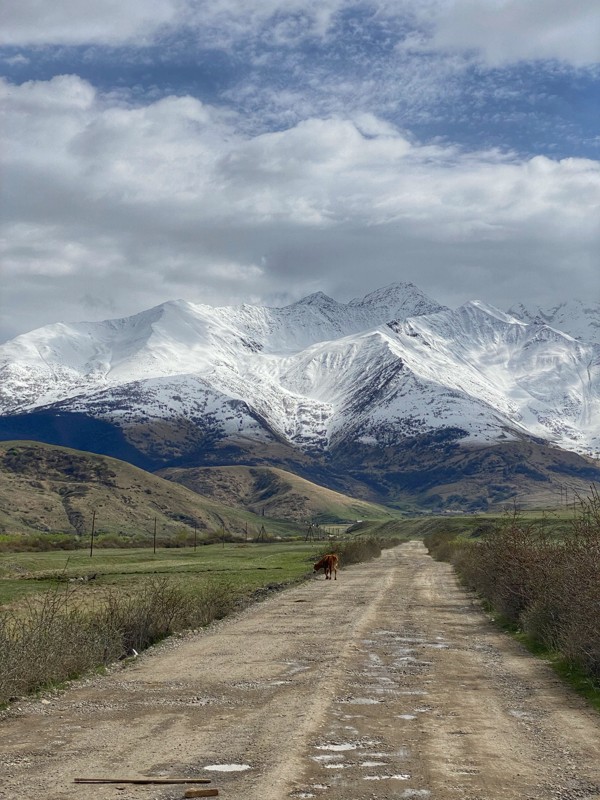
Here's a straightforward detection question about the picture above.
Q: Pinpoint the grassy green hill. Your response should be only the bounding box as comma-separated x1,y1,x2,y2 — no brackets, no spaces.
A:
158,464,401,524
0,441,306,543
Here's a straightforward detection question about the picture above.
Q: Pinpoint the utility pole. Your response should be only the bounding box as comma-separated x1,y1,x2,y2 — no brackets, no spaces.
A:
153,517,157,554
256,525,267,542
194,522,197,552
89,510,96,558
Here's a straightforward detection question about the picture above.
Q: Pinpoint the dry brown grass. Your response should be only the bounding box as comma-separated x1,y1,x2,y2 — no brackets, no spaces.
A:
0,576,237,705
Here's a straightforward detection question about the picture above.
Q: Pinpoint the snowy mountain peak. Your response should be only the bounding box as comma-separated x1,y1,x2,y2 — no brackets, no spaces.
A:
293,291,338,308
460,300,525,326
0,284,598,464
508,298,600,345
350,281,443,311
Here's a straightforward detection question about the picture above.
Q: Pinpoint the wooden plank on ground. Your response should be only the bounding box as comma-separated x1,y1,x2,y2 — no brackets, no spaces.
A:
184,790,219,798
74,777,212,785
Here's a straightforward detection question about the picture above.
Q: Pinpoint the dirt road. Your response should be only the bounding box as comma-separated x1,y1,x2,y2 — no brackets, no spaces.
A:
2,542,600,800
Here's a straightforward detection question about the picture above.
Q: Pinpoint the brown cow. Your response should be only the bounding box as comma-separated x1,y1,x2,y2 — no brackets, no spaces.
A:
314,553,339,580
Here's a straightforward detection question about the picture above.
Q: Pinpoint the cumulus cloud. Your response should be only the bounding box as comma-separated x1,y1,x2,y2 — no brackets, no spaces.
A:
0,0,352,47
0,0,181,46
428,0,600,67
1,74,599,340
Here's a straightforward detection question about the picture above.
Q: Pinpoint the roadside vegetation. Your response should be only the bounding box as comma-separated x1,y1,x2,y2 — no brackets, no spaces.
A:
0,542,317,705
0,529,404,706
319,530,407,567
423,490,600,705
0,575,238,705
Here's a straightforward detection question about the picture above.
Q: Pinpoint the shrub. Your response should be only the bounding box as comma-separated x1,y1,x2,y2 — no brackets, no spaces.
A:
317,535,403,568
428,490,600,687
0,576,240,705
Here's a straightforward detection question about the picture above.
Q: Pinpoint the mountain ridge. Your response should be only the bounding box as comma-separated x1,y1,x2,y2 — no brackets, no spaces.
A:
1,283,599,510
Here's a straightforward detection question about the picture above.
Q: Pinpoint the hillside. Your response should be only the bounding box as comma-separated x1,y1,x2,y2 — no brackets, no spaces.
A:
330,435,600,511
0,441,305,540
158,464,399,523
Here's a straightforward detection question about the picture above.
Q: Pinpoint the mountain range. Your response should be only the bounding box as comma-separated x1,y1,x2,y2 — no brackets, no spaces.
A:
1,283,599,510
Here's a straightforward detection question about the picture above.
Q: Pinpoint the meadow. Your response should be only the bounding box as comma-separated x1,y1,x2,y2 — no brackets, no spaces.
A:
0,541,321,606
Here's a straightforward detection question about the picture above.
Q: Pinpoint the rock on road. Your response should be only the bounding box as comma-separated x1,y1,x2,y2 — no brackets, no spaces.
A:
2,542,600,800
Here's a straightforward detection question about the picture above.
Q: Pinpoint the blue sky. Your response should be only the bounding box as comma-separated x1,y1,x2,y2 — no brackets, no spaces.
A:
1,1,599,340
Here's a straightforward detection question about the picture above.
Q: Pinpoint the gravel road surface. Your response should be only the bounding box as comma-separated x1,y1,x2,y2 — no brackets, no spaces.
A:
2,541,600,800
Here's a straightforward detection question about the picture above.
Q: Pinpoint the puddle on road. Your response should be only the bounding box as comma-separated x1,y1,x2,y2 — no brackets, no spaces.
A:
393,636,427,644
372,686,401,694
508,709,529,719
338,697,381,705
285,661,310,675
315,743,357,751
312,754,343,762
203,763,251,772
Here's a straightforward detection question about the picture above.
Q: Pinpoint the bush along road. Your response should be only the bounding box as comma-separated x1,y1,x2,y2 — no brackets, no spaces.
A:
1,541,600,800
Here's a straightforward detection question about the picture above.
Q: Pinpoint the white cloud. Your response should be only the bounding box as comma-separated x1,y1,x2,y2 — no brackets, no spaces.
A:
0,0,180,46
2,0,598,69
0,0,348,47
1,74,599,339
181,0,351,46
429,0,600,66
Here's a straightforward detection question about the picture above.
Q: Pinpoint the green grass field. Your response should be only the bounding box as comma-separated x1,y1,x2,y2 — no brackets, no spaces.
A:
397,510,579,540
0,542,324,606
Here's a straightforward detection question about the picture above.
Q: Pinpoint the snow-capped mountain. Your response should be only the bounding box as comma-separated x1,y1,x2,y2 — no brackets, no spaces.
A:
508,299,600,346
0,283,599,469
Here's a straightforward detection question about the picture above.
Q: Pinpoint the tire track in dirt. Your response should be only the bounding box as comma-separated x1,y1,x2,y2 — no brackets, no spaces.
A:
1,541,600,800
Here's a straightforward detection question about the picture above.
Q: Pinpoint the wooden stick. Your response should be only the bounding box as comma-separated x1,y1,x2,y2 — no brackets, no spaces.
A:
74,777,211,785
184,790,219,798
